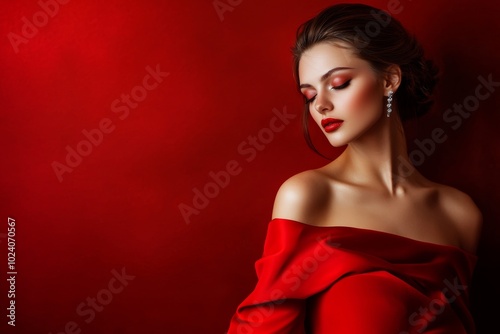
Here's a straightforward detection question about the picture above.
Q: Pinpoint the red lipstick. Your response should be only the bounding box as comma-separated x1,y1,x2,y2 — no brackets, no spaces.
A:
321,118,344,132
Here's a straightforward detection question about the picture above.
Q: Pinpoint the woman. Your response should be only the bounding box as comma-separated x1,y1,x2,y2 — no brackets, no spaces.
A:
228,3,482,333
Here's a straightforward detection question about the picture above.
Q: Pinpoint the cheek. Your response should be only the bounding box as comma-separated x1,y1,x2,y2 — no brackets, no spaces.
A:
343,81,381,116
309,105,322,124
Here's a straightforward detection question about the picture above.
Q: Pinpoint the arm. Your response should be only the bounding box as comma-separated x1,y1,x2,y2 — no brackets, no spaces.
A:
440,185,483,254
271,170,331,225
228,171,330,334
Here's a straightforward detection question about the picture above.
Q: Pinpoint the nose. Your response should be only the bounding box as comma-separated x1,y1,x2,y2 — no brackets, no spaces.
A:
314,93,333,114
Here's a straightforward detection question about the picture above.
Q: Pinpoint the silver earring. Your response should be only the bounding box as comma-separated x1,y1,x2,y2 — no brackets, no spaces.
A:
386,90,393,117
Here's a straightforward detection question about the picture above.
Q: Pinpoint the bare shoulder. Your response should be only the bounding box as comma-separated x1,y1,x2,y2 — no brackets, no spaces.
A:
435,183,483,253
271,169,332,225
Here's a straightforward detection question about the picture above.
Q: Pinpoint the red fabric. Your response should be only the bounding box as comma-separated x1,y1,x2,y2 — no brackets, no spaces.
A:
228,218,477,334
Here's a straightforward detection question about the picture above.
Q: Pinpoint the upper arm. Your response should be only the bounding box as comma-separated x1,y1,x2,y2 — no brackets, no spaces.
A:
441,186,483,254
271,170,331,225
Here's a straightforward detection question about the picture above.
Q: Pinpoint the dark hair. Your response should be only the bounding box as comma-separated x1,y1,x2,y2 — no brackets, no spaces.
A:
292,3,439,156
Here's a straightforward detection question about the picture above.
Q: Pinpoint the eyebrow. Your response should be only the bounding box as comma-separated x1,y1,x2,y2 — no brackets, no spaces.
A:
299,67,354,89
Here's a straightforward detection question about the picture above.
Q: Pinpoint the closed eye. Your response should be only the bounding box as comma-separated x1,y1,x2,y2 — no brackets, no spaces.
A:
304,80,352,105
305,95,316,104
331,79,351,90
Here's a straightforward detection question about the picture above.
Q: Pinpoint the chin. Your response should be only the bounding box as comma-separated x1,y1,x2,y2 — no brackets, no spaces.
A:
325,136,350,148
321,129,355,147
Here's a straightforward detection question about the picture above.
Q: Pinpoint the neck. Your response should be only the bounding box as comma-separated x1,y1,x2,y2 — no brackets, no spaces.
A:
337,113,420,196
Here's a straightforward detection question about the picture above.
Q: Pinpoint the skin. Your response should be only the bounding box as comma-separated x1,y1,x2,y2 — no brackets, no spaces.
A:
272,42,482,253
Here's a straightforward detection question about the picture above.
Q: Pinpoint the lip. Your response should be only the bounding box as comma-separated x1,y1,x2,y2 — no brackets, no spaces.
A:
321,118,344,133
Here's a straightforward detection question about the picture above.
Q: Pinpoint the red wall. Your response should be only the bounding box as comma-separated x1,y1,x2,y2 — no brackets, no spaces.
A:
1,0,499,333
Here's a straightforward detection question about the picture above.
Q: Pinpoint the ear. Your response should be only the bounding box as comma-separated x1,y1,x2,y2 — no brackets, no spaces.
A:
383,64,402,96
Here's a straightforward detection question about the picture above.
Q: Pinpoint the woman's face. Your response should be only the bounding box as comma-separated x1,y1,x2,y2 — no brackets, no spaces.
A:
298,42,386,147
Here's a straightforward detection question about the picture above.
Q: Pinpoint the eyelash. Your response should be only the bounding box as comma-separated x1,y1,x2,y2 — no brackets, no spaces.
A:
304,80,351,104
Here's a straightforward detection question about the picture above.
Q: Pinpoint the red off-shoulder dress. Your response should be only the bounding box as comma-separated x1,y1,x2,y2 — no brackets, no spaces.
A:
228,218,477,334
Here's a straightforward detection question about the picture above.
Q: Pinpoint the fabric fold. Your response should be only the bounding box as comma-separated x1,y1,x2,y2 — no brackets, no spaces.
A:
228,218,477,334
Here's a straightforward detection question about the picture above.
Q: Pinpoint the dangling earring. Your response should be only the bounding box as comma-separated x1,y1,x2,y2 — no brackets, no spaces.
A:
386,90,393,117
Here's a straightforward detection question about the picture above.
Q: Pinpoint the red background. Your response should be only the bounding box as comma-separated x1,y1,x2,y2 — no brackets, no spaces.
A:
1,0,499,333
